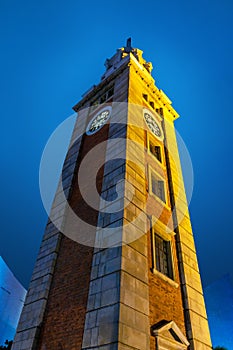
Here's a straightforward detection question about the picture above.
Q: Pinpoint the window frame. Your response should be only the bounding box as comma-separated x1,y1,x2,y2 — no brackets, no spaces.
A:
154,234,173,279
147,134,166,167
151,217,178,287
148,166,168,206
90,85,114,110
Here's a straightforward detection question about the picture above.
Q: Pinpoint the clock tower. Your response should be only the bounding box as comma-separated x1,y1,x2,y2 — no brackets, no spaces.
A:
12,40,212,350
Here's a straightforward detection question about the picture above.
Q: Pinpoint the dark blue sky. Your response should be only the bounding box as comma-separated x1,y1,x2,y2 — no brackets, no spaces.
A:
0,0,233,289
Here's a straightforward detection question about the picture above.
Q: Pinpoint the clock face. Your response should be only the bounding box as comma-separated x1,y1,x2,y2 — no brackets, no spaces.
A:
86,106,112,135
143,110,163,140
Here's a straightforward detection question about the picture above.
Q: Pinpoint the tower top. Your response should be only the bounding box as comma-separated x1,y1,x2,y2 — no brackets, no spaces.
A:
125,37,133,52
104,38,153,76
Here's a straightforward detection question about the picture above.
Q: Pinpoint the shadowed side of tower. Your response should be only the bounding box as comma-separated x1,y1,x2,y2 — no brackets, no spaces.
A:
12,40,212,350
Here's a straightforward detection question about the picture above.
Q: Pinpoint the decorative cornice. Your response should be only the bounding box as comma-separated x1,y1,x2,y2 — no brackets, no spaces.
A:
151,320,189,348
129,54,179,121
73,50,179,122
72,56,130,112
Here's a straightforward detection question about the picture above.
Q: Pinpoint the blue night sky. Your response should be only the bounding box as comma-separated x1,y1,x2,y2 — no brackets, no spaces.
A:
0,0,233,298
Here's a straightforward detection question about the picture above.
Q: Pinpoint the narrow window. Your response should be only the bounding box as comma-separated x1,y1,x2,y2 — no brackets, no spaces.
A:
149,141,162,163
143,94,148,101
107,87,114,98
100,94,106,103
156,107,163,116
91,99,99,107
155,234,173,279
151,173,166,203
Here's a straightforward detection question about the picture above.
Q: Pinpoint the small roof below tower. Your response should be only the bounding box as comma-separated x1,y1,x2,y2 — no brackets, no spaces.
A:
104,38,153,75
151,320,189,350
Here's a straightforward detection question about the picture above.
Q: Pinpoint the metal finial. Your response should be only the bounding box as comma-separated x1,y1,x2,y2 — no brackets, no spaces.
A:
126,37,132,49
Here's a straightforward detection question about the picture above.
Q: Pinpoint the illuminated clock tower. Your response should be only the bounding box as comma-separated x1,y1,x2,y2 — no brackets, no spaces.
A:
12,40,212,350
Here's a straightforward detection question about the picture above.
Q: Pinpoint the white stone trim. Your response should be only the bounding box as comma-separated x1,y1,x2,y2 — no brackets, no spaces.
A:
152,320,189,350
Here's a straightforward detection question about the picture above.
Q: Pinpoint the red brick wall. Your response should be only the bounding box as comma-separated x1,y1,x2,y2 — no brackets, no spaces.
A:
38,113,110,350
37,238,93,350
148,229,186,350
